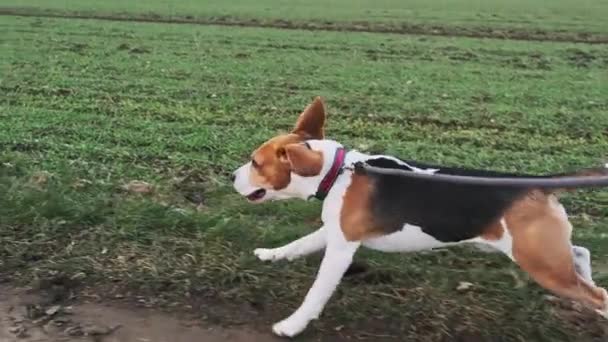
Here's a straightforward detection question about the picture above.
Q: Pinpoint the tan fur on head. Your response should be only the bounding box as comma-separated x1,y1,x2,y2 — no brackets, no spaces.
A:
247,97,327,190
279,144,323,177
250,134,303,190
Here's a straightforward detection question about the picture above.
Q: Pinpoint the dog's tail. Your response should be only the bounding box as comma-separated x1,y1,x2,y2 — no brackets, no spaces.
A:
565,163,608,178
356,161,608,190
549,163,608,193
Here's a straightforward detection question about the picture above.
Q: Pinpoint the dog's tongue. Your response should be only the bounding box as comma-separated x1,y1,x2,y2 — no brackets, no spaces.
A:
247,189,266,201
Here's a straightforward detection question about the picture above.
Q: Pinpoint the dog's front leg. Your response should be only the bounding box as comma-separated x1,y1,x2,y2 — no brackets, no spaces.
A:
254,226,326,262
272,236,360,337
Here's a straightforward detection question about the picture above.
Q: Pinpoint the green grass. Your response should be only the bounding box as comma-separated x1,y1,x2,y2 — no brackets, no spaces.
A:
1,4,608,341
2,0,608,33
2,0,608,43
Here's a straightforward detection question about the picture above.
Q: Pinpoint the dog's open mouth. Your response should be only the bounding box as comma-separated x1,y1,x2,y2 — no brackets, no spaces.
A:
246,189,267,202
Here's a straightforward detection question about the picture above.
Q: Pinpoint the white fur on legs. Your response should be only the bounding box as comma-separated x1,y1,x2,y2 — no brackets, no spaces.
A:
254,227,326,262
573,245,594,284
272,239,360,337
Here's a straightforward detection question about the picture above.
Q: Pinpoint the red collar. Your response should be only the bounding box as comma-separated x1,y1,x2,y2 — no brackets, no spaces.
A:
315,147,346,200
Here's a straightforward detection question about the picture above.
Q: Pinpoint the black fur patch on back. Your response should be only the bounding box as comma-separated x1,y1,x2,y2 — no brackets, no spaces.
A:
363,158,536,242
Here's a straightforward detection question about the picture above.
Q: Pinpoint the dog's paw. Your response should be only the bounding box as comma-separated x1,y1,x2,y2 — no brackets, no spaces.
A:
254,248,285,262
272,317,308,337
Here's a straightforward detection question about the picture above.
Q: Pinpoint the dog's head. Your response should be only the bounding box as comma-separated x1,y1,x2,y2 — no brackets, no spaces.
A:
232,97,344,202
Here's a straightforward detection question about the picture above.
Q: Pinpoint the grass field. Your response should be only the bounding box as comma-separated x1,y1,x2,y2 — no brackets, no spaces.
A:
3,0,607,29
2,0,608,43
1,1,608,340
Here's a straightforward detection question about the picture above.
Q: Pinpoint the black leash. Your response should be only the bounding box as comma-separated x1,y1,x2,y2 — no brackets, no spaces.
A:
354,162,608,188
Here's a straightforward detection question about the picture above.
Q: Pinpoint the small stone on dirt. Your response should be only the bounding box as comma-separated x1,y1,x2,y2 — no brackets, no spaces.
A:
9,325,28,338
45,305,61,316
456,281,474,291
32,316,51,325
52,317,71,326
83,323,112,336
44,321,64,335
122,180,154,194
9,325,22,333
65,325,83,336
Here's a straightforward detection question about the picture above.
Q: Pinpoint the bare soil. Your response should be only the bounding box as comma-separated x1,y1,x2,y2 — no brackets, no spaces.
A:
0,286,280,342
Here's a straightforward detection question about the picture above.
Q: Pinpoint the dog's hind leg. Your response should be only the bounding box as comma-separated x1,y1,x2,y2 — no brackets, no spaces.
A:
505,194,608,314
254,226,326,262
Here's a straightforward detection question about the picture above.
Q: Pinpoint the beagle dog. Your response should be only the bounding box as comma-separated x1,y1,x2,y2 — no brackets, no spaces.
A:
232,97,608,337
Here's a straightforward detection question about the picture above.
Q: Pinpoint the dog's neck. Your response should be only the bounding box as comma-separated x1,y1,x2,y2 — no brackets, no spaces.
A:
312,147,346,200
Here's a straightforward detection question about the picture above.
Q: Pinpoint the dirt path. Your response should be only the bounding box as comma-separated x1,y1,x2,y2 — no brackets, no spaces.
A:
1,8,607,44
0,286,280,342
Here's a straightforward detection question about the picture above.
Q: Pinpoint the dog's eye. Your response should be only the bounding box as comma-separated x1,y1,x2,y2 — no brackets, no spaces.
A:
251,159,259,168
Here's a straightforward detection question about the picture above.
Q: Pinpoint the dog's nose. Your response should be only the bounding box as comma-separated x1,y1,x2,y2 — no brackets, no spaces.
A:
230,172,236,182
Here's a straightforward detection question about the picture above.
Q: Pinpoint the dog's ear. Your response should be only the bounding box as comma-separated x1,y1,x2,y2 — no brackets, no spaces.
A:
278,143,323,177
293,97,325,139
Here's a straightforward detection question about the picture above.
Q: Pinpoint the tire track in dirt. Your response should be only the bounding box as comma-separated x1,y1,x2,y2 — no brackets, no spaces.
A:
1,7,607,44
